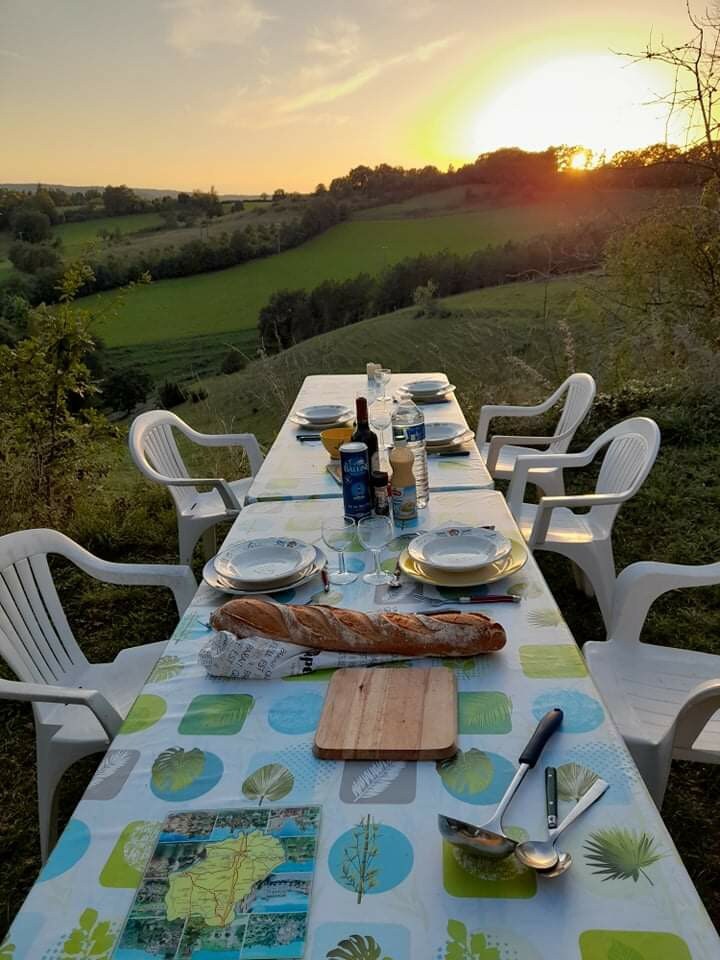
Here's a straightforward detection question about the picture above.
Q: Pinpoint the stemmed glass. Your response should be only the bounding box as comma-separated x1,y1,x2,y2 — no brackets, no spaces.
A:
369,398,392,460
379,368,392,401
321,517,358,585
357,515,394,585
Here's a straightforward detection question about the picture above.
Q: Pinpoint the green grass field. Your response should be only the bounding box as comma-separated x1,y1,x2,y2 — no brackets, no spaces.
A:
52,212,166,256
86,199,598,351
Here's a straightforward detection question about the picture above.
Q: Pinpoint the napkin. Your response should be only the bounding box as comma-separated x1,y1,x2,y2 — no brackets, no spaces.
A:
199,630,414,680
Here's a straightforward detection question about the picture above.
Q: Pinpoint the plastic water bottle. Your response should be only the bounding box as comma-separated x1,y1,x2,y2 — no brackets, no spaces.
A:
391,398,429,508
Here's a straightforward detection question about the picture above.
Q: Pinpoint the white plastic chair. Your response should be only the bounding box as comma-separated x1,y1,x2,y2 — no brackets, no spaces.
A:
585,561,720,806
0,528,196,861
477,373,596,496
506,417,661,627
129,410,264,564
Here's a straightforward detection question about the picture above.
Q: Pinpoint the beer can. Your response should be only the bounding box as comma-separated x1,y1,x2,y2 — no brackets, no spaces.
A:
340,442,372,519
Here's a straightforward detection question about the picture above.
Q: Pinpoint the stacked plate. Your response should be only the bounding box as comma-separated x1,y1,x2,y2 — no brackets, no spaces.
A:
203,537,326,595
290,404,354,430
425,421,474,452
398,524,527,587
397,379,457,404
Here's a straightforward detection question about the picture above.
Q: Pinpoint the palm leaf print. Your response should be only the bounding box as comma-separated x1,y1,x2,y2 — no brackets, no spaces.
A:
326,934,387,959
92,750,134,785
556,762,599,801
148,655,183,682
607,941,645,960
242,763,294,805
527,608,564,628
351,761,406,801
151,747,204,792
584,827,664,884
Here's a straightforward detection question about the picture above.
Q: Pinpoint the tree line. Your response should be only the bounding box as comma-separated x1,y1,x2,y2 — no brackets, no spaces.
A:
319,142,713,206
258,218,612,352
3,195,347,305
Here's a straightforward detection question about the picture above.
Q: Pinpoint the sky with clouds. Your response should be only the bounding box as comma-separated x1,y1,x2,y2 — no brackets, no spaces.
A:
0,0,694,193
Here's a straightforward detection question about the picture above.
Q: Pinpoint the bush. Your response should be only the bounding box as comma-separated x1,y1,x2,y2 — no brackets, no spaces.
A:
8,240,62,274
102,367,153,415
220,347,246,375
10,208,51,243
158,380,187,408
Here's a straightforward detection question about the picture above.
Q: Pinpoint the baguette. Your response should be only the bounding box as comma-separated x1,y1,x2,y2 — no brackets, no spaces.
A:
209,598,506,657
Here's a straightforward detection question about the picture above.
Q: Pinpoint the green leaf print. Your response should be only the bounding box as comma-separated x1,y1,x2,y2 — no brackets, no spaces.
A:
556,762,599,802
60,909,115,959
151,747,205,792
584,828,665,884
148,655,183,682
437,748,494,795
527,608,564,628
242,763,294,805
0,942,15,959
607,941,645,960
326,934,391,959
443,920,500,960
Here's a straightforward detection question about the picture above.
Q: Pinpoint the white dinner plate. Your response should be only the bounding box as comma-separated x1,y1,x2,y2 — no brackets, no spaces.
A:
425,422,469,445
290,412,354,430
214,537,316,586
402,379,450,396
203,548,326,596
296,404,353,424
408,526,512,572
397,384,456,403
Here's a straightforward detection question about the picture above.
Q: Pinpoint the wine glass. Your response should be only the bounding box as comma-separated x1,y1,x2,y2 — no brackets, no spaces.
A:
369,398,392,458
321,517,358,585
379,367,392,401
357,515,394,585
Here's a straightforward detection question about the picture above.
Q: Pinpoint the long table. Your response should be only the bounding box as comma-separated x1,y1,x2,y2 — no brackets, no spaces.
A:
245,373,493,503
6,490,719,958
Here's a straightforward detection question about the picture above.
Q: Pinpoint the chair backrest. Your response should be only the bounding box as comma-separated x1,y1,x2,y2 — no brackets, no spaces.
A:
589,417,661,528
548,373,596,453
129,411,196,511
609,560,720,648
0,529,87,689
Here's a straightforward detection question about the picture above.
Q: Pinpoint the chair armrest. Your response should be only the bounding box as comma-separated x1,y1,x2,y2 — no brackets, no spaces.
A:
159,476,244,512
180,428,265,476
485,435,555,472
61,546,197,616
476,399,557,444
0,678,122,738
673,679,720,753
506,450,597,518
528,494,627,547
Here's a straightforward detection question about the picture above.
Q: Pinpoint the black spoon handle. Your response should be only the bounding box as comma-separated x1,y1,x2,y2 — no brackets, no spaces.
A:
518,708,563,768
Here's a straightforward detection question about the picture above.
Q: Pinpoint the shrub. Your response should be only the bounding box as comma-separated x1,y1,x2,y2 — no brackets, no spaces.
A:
220,347,246,375
102,368,153,415
8,240,62,274
158,380,187,408
9,208,51,243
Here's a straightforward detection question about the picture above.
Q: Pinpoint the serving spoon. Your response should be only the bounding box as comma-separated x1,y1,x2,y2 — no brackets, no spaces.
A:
515,777,610,872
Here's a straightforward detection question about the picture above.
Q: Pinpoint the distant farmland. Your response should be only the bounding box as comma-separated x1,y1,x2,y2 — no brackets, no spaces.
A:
87,198,595,350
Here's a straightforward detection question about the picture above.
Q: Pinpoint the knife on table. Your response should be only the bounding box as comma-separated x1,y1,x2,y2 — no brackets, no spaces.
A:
546,766,558,830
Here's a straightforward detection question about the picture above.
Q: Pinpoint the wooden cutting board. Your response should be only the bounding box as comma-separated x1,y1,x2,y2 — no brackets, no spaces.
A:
313,667,457,760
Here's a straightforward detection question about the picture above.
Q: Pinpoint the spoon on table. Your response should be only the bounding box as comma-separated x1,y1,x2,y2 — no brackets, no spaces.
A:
515,777,610,873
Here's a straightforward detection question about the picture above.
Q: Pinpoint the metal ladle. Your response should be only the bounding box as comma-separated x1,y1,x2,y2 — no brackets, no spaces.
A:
515,777,610,872
438,708,563,859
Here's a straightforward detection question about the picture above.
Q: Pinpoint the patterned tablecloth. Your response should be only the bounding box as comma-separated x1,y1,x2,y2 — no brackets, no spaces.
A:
5,492,719,960
245,374,493,503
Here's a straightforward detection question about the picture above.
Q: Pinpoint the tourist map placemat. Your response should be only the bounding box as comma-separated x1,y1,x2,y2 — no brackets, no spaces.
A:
113,805,320,959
